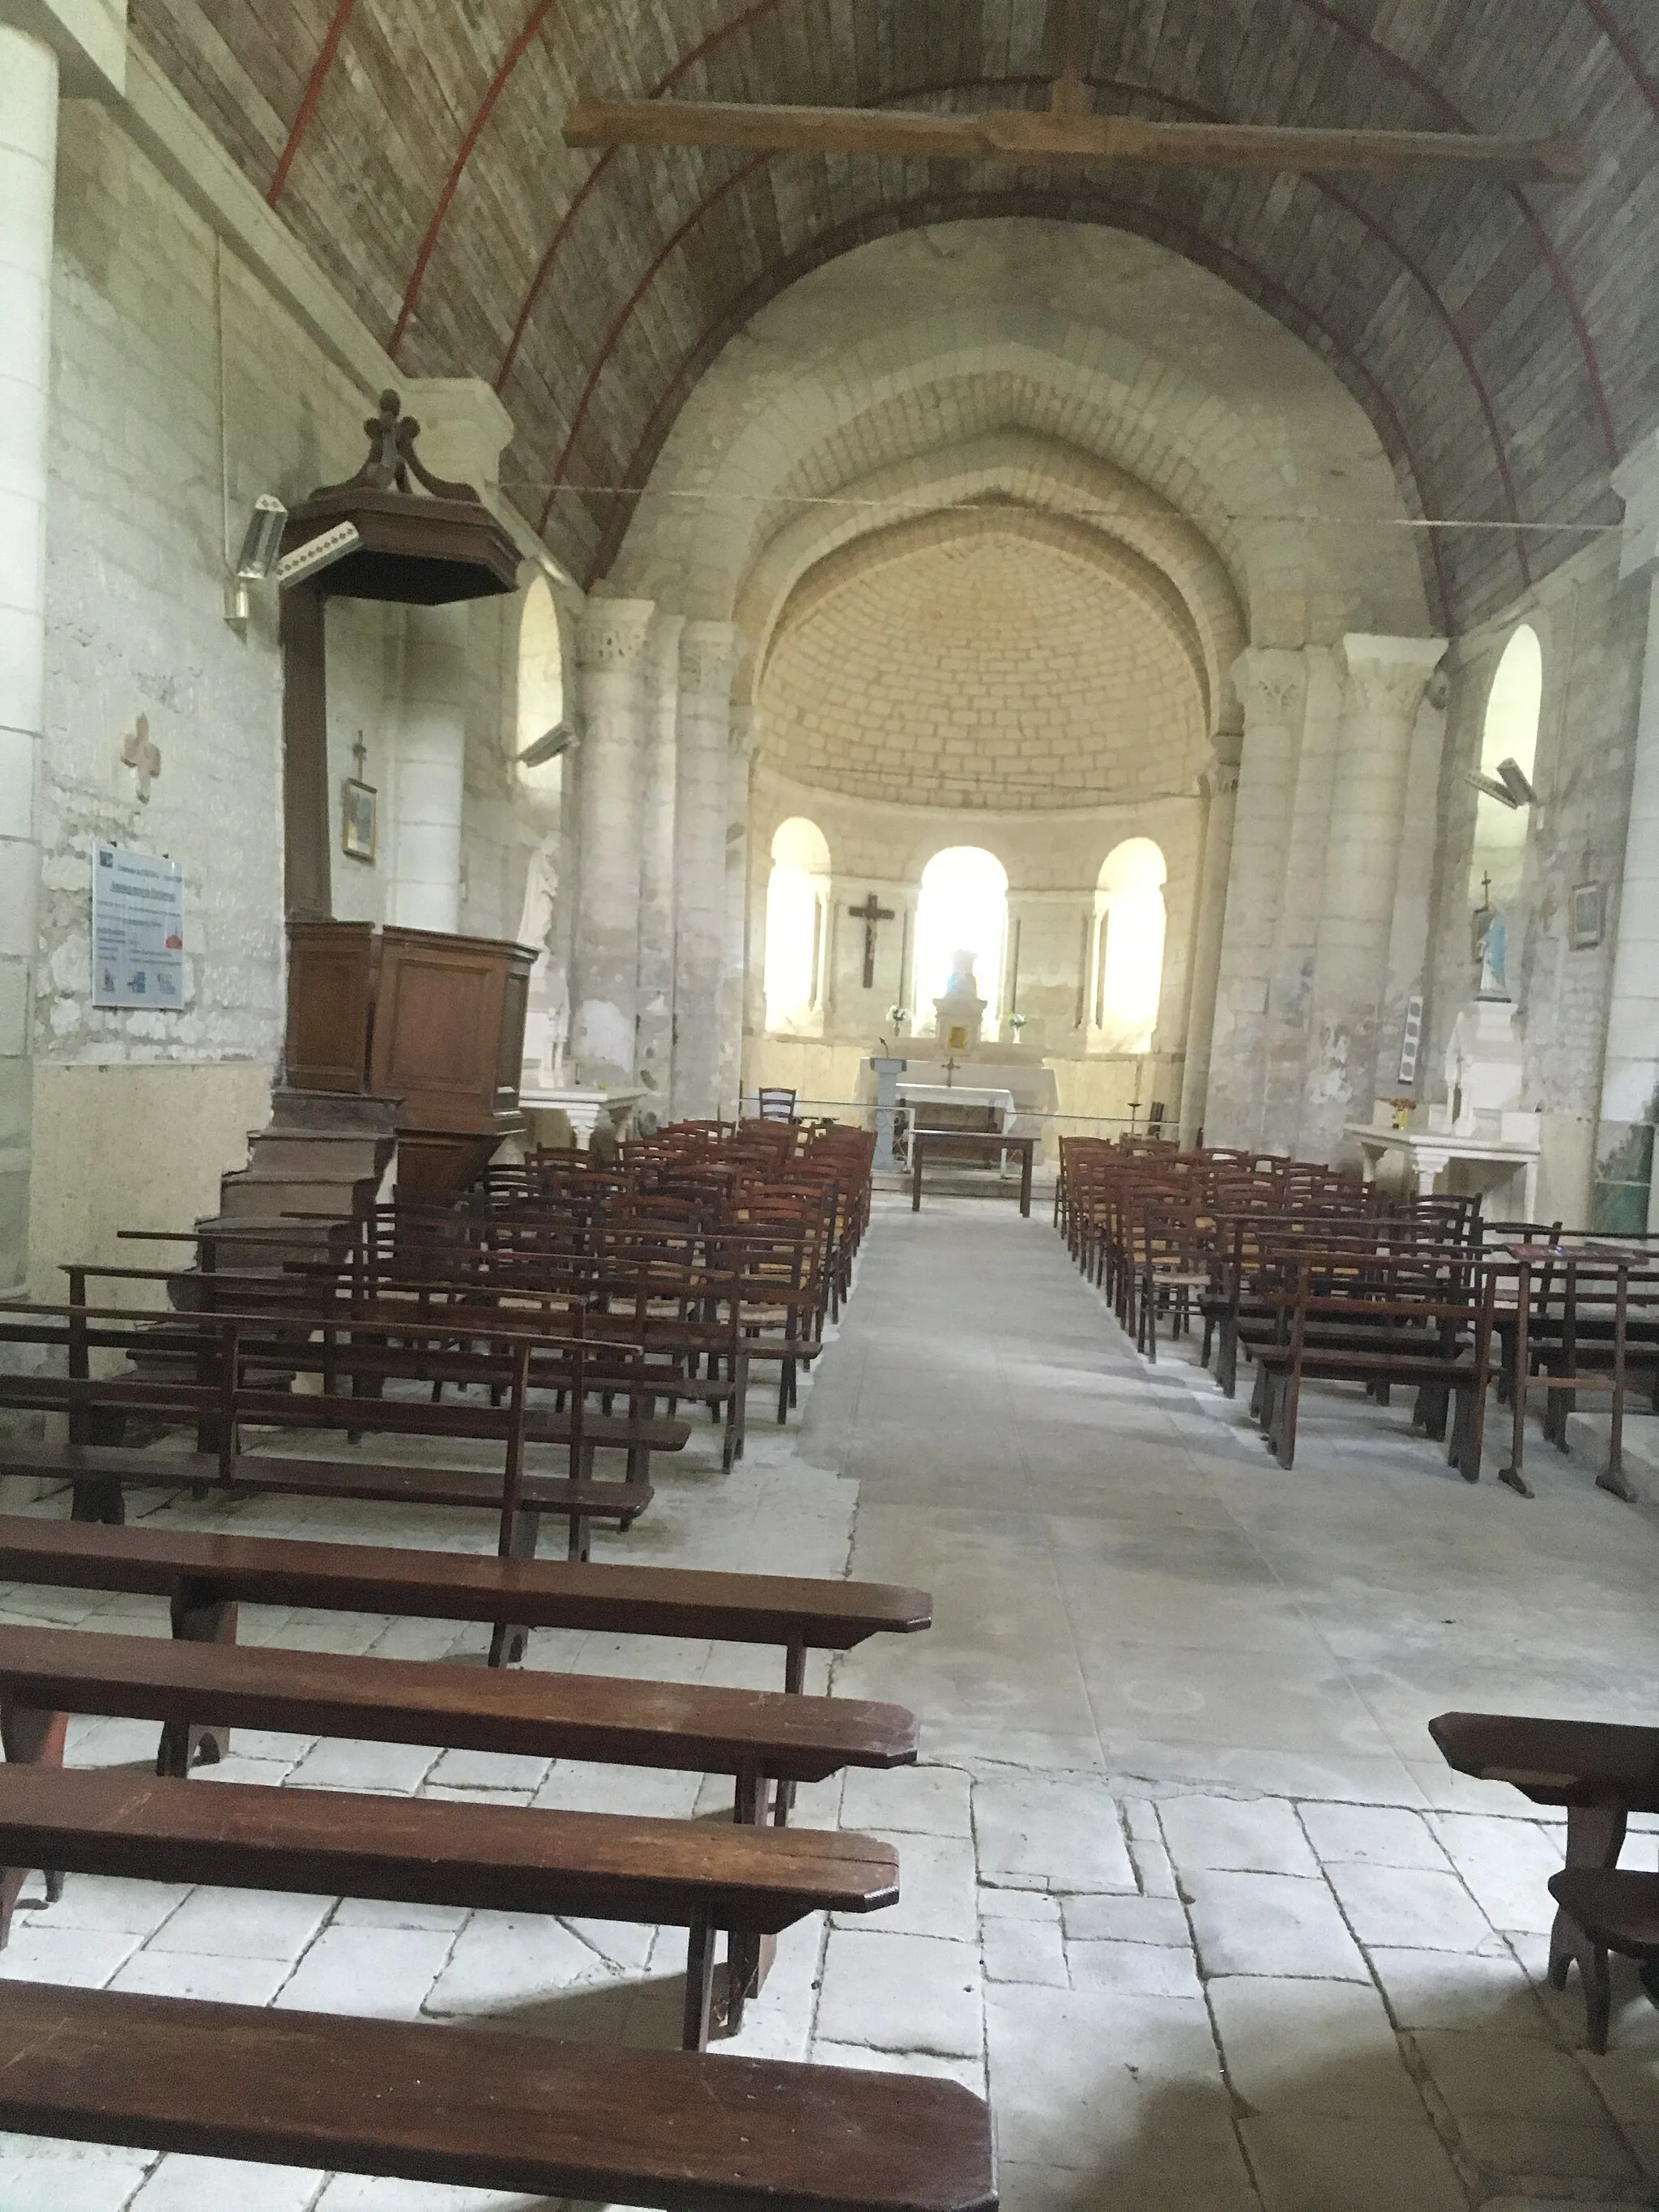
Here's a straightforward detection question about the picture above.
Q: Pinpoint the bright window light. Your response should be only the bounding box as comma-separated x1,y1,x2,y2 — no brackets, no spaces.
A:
914,846,1009,1037
765,817,830,1031
1094,837,1166,1052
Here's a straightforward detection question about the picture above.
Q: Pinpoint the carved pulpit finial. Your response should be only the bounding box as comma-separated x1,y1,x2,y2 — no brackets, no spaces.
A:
313,389,481,505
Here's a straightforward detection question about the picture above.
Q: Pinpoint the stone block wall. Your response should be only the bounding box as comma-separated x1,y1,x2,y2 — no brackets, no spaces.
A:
1422,538,1648,1228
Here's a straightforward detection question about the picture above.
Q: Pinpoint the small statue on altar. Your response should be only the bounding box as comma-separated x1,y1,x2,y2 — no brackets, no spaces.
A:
1478,909,1509,1002
932,948,987,1050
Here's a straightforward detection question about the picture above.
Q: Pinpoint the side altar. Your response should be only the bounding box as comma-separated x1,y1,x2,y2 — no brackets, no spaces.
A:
1347,918,1542,1221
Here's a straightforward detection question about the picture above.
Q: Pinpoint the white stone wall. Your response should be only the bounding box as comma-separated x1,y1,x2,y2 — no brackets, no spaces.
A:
36,103,555,1278
1422,537,1646,1227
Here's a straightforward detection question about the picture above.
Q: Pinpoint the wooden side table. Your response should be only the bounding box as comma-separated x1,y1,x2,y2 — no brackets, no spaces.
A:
910,1130,1036,1217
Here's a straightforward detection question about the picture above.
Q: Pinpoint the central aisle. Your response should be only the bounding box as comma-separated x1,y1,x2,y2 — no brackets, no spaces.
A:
807,1195,1659,2212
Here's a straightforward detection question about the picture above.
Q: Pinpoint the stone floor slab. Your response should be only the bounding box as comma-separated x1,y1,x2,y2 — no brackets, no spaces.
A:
1159,1793,1320,1877
1184,1870,1368,1981
1239,2114,1466,2212
1208,1975,1421,2117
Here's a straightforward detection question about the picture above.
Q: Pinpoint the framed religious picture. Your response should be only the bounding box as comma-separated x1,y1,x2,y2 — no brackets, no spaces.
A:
1569,881,1603,949
341,778,377,863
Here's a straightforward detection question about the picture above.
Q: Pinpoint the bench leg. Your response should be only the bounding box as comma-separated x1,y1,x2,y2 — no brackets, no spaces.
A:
159,1585,238,1774
0,1698,66,1945
1549,1805,1627,1996
488,1509,540,1667
683,1911,717,2050
70,1476,126,1526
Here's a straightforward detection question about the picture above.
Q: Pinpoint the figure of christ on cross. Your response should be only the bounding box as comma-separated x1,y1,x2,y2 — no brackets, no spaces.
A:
847,890,895,991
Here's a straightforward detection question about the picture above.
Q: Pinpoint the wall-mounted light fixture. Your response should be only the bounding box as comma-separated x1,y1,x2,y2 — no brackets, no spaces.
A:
275,520,363,589
236,494,288,580
517,718,580,769
1464,754,1538,810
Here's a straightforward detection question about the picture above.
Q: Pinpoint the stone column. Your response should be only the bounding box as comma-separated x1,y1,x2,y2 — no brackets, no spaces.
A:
672,620,736,1120
1300,634,1447,1162
389,603,468,933
1593,438,1659,1230
1260,647,1343,1150
723,705,759,1119
1179,752,1239,1147
572,598,655,1089
636,613,683,1115
1205,650,1307,1147
0,27,58,1288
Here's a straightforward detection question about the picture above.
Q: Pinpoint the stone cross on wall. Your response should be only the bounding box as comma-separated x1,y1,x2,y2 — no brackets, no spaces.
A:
121,712,160,802
847,890,894,990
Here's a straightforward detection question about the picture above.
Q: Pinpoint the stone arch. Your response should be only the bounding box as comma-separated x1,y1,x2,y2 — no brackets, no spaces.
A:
609,222,1428,651
736,437,1243,738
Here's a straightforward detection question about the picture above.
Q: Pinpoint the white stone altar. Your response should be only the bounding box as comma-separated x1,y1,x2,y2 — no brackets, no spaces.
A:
518,1086,643,1151
897,1081,1016,1132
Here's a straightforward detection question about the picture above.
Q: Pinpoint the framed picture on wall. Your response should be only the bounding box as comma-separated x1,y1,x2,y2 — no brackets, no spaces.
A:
1569,881,1603,949
341,778,377,863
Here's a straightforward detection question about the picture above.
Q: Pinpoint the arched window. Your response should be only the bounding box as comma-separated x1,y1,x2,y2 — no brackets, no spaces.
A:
515,578,567,808
914,846,1009,1038
765,817,831,1033
1091,838,1167,1053
1468,624,1542,909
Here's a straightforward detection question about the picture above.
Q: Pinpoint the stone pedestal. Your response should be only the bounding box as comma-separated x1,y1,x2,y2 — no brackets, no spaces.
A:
869,1055,907,1171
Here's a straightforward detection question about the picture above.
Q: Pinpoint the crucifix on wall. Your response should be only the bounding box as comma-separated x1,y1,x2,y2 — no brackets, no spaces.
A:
847,890,894,991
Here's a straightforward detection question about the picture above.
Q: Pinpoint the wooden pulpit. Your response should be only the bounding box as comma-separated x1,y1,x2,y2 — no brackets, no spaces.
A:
286,922,534,1201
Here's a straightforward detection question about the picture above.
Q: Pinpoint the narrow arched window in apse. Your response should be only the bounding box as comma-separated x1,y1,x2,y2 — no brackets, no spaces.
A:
914,846,1009,1038
765,817,831,1033
515,577,567,808
1468,624,1542,911
1093,838,1167,1053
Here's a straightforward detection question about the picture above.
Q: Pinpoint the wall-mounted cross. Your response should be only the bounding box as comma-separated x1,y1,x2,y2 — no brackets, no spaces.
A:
847,890,894,990
351,731,369,781
121,712,160,803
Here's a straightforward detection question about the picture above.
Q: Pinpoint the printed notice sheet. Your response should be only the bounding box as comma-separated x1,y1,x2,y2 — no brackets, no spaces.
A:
92,844,185,1009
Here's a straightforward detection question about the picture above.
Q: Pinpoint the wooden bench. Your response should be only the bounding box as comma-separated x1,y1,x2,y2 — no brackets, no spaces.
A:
0,1442,650,1566
0,1980,996,2212
0,1511,932,1680
1428,1708,1659,2009
1546,1866,1659,2051
0,1620,916,1795
0,1300,685,1559
0,1763,898,2048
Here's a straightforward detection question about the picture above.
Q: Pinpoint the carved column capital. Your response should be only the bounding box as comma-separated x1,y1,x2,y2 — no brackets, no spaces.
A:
647,612,686,698
728,705,759,766
680,619,738,701
1339,633,1448,722
577,597,656,674
1201,752,1241,799
1230,646,1307,726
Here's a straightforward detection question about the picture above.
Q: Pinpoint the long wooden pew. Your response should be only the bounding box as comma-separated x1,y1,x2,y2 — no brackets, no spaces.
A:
0,1513,932,1679
0,1622,917,1795
0,1980,997,2212
0,1764,898,2048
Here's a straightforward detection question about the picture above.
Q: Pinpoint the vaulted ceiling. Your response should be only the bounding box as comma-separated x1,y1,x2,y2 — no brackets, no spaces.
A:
131,0,1659,630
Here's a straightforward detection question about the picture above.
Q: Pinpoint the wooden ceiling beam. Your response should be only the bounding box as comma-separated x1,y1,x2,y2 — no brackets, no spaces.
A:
563,96,1584,181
